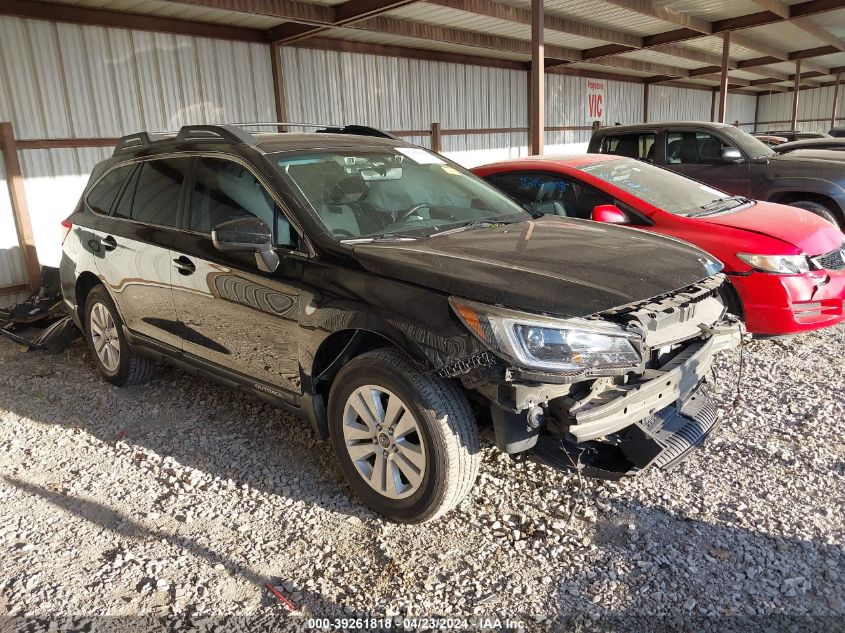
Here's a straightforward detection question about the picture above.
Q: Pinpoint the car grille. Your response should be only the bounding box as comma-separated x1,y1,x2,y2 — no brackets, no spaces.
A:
813,244,845,271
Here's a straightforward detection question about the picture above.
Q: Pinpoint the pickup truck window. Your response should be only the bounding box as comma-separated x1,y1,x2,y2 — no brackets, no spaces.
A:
666,131,730,164
600,133,656,161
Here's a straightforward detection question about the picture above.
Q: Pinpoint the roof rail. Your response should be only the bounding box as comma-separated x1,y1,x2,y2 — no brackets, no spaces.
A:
175,124,256,145
112,122,397,157
113,132,159,155
230,121,398,139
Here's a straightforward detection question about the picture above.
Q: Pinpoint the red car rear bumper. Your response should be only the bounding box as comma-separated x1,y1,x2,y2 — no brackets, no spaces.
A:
729,269,845,335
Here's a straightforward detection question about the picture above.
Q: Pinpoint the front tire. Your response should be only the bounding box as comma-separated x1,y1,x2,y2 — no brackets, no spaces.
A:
790,200,839,227
84,285,154,387
327,349,480,523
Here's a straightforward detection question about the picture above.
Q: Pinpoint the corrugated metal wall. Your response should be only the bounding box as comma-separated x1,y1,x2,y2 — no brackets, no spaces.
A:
727,93,757,130
647,85,712,123
281,48,657,162
0,153,28,307
281,47,530,167
545,74,644,153
0,15,275,266
757,85,839,134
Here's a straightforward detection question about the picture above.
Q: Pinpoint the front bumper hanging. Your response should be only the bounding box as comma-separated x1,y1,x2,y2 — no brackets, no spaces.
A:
530,322,742,479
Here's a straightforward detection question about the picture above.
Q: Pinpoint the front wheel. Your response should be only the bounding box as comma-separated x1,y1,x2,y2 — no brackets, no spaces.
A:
327,349,480,523
790,200,839,227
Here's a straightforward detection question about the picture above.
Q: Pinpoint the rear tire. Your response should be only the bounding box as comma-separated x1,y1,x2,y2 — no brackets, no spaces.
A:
789,200,839,227
84,285,154,387
327,348,480,523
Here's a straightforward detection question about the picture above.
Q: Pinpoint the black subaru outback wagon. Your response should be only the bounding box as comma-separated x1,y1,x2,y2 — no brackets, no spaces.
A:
61,124,740,522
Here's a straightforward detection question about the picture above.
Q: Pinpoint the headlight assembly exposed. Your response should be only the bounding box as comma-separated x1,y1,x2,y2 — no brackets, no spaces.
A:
449,297,641,373
736,253,810,274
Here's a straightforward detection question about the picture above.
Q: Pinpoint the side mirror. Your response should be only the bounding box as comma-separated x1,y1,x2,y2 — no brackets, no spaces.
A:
591,204,628,224
212,216,279,273
720,146,743,163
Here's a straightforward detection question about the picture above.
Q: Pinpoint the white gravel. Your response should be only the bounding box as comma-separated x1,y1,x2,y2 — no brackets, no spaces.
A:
0,325,843,632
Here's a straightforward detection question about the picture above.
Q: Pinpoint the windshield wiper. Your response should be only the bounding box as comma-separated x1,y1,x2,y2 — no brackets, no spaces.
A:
690,196,752,216
341,233,419,243
429,217,525,237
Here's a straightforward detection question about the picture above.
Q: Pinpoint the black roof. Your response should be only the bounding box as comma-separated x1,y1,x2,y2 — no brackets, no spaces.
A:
593,121,734,133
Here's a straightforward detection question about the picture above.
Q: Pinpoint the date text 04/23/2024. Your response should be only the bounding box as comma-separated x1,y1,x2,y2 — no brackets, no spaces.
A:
304,617,527,630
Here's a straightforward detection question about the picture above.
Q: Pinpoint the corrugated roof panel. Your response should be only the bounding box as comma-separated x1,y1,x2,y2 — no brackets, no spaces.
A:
383,2,608,49
744,22,826,53
730,69,767,81
662,0,761,21
806,7,845,39
495,0,678,36
682,36,760,60
320,27,529,61
618,49,708,70
801,52,845,69
46,0,284,28
565,62,653,77
385,3,531,39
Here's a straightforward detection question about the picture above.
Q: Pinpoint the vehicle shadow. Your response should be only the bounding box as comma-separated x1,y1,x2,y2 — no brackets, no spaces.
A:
2,336,362,518
2,334,844,630
1,474,342,632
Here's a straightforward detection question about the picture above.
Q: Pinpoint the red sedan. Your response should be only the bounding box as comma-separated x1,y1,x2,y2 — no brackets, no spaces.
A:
473,155,845,336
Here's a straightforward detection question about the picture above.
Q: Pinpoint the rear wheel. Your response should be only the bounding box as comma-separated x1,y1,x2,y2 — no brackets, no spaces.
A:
327,349,480,523
84,285,154,387
790,200,839,227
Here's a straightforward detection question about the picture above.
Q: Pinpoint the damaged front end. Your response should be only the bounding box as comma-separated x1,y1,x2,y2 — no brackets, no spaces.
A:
451,275,743,479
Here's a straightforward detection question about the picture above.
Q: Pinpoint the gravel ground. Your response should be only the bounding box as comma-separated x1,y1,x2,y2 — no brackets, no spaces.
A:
0,324,843,632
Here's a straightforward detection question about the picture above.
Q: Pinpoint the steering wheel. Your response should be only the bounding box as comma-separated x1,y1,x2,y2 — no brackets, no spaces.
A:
397,203,432,222
332,228,356,239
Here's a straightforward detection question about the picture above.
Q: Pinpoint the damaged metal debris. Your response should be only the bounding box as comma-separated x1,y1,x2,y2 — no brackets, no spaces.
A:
0,267,79,353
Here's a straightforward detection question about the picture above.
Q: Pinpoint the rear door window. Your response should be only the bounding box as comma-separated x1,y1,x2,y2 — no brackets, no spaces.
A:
86,164,136,215
600,133,656,161
666,131,729,164
123,158,192,227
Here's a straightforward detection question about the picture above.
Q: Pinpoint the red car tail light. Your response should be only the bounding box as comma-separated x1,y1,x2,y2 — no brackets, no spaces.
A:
61,218,72,244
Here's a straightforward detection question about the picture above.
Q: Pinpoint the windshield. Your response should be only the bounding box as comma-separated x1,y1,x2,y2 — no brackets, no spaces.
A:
578,157,749,216
720,126,774,159
272,147,528,240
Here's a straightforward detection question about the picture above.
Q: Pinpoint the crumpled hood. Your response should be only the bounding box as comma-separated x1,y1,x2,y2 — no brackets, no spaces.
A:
697,200,844,256
352,216,721,318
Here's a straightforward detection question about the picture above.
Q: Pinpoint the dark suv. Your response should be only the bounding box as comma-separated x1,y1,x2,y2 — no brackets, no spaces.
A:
589,121,845,227
61,124,740,522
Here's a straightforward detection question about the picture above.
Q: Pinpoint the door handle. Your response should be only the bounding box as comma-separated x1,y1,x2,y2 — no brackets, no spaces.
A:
172,256,196,275
100,235,117,252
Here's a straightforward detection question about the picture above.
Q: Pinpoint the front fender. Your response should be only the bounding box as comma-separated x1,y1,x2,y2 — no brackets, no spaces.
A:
297,262,488,386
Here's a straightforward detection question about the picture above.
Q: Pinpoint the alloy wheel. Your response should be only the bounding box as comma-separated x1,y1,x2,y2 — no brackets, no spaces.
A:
90,302,120,373
342,385,426,499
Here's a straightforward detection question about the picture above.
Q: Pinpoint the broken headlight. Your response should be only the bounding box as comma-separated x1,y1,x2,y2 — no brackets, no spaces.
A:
450,297,641,373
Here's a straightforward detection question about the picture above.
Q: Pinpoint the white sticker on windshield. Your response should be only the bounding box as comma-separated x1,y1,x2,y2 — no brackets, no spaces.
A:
699,184,724,197
396,147,445,164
